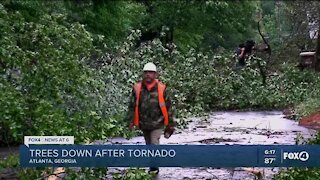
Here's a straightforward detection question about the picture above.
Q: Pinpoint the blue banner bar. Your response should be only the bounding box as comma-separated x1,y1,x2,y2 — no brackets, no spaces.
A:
19,145,320,167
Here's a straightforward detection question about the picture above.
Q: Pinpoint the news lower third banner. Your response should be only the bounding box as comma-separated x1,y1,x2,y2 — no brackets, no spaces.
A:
20,145,320,167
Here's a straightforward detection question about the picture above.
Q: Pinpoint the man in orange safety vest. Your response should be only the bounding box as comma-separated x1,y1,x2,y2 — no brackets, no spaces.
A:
126,62,175,174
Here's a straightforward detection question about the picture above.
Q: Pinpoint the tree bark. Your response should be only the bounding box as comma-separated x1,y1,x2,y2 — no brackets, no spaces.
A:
315,17,320,71
314,3,320,71
275,1,281,43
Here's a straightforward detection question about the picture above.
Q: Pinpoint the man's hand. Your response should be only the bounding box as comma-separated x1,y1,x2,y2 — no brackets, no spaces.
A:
164,126,175,139
129,122,135,130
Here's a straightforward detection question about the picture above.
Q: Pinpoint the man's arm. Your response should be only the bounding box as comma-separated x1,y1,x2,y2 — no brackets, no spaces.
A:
239,47,245,58
126,89,136,127
164,88,176,127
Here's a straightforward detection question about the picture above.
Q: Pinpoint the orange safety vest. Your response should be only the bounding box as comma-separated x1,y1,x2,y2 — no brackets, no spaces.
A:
133,79,169,127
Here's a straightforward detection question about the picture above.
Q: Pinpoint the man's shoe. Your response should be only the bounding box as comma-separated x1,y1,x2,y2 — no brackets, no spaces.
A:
148,167,159,174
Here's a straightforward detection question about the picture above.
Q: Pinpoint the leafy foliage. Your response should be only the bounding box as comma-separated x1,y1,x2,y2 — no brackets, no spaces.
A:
1,1,320,179
274,130,320,180
0,155,151,180
0,3,133,145
274,167,320,180
2,10,320,144
135,0,257,51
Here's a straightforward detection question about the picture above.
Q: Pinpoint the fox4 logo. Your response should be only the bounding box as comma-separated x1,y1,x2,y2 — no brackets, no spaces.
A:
283,151,310,161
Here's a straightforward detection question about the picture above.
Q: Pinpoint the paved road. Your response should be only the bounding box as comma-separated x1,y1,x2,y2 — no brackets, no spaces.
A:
107,111,316,180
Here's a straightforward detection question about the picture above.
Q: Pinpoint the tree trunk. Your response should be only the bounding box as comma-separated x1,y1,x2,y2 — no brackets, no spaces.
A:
275,1,281,43
315,22,320,71
315,4,320,71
